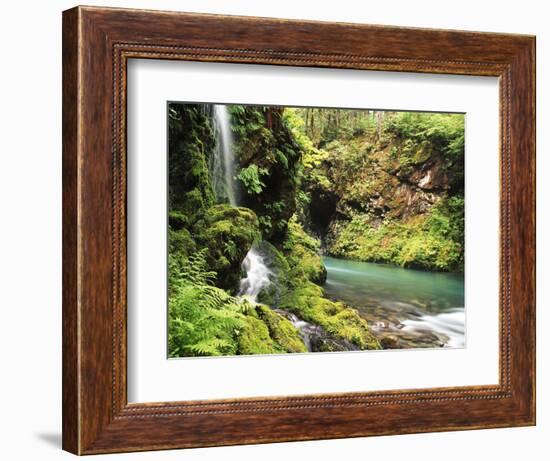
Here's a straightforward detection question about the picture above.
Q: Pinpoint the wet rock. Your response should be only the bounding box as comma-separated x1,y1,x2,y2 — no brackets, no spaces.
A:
274,309,360,353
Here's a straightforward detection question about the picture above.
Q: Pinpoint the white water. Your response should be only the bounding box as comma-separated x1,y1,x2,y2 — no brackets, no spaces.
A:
284,312,319,352
401,308,465,348
213,105,237,206
238,249,272,303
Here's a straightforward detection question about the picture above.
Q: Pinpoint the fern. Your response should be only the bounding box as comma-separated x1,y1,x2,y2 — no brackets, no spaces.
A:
168,249,249,357
236,164,269,195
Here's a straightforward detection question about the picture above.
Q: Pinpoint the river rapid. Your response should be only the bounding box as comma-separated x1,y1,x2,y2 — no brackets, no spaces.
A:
322,256,465,349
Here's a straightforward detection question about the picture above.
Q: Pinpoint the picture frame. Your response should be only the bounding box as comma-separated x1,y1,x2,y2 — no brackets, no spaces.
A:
62,5,535,455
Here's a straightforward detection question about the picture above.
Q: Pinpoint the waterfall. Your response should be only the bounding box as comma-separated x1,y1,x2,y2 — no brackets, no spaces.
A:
238,248,318,352
211,104,273,303
208,104,311,351
238,249,272,303
212,105,237,206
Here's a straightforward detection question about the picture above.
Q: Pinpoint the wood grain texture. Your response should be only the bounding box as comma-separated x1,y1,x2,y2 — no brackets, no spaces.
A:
62,6,80,454
62,5,536,455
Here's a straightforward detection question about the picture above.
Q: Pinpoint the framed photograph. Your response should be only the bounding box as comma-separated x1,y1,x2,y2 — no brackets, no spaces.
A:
62,6,535,455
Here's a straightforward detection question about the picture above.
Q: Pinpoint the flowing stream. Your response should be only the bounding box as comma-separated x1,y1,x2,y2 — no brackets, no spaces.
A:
323,256,465,349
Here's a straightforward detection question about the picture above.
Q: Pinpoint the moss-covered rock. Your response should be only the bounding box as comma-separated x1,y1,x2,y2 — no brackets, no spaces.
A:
237,315,282,355
236,304,306,355
255,220,328,306
168,104,216,227
168,227,197,260
229,105,304,243
280,281,381,350
253,241,291,307
283,219,327,285
194,204,261,291
255,304,307,353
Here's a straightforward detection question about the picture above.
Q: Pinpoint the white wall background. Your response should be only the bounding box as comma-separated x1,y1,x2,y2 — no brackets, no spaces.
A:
0,1,545,459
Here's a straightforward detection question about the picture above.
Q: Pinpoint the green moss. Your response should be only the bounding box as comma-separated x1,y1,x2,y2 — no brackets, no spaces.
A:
194,204,261,291
168,227,196,260
229,105,304,242
256,304,307,353
168,104,216,226
237,315,283,355
280,282,381,350
414,140,433,164
329,195,464,272
283,219,327,285
255,220,328,305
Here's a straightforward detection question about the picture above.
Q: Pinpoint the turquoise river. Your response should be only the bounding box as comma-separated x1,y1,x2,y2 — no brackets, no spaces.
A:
322,256,465,349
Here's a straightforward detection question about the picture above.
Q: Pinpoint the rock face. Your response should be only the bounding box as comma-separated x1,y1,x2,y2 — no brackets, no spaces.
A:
230,105,304,244
301,113,465,272
168,104,216,227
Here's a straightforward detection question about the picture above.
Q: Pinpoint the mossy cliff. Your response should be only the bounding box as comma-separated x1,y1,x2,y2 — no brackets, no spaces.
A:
230,105,303,244
299,111,465,272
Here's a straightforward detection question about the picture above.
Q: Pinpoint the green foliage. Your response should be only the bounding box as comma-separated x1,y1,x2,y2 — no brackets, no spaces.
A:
283,218,327,285
329,194,464,271
236,164,269,195
294,107,378,147
229,105,304,242
385,112,464,172
284,108,322,161
168,250,249,357
426,195,465,243
228,104,265,137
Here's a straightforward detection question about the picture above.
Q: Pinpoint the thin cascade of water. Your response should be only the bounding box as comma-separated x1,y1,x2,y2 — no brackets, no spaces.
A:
284,313,317,352
212,105,237,206
211,105,309,345
238,248,272,302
